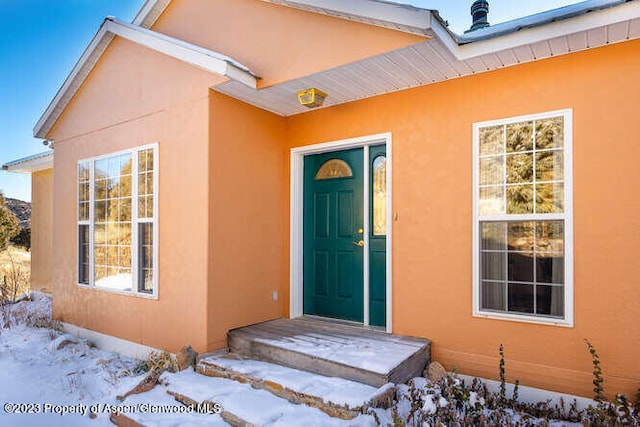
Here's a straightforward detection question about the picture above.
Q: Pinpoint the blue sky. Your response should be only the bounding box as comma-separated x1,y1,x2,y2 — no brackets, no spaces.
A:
0,0,581,201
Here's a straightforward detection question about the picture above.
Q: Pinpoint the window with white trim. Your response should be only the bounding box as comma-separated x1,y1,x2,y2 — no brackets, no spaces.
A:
77,145,157,296
473,110,572,324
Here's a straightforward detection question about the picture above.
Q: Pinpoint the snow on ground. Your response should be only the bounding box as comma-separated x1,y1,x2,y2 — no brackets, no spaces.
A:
201,353,380,408
0,297,142,426
0,293,592,426
256,331,421,374
0,293,377,426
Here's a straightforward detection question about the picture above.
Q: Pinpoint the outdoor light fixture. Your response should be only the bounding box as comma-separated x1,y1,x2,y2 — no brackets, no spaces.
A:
297,88,327,108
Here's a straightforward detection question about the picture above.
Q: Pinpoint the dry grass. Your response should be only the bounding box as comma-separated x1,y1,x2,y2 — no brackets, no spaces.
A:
0,246,31,271
0,246,31,302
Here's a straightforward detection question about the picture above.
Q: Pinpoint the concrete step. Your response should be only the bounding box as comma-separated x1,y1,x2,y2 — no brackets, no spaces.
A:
226,317,431,387
196,351,395,420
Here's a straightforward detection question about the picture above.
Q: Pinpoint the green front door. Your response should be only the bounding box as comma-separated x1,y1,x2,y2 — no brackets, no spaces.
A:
303,149,364,322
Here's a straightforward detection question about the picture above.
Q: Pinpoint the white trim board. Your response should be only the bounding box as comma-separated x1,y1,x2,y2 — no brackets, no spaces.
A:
33,18,257,139
62,322,160,360
289,132,393,333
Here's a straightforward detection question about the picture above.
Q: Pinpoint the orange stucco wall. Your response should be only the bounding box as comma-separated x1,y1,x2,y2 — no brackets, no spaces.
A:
48,36,226,353
284,39,640,397
151,0,425,87
30,168,53,293
43,0,640,399
207,92,287,349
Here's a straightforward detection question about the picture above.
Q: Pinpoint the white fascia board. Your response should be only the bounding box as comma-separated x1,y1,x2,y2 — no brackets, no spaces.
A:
3,152,53,174
132,0,171,28
455,0,640,60
263,0,434,36
33,17,257,139
106,19,257,88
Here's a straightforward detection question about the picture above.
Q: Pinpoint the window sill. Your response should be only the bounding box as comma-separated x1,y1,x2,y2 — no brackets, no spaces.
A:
473,310,573,328
77,283,158,300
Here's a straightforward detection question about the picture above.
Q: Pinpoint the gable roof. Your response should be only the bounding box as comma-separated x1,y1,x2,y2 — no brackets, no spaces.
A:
33,17,256,139
34,0,640,137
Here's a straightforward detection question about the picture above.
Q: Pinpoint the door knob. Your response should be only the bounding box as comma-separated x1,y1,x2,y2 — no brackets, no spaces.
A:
353,240,364,247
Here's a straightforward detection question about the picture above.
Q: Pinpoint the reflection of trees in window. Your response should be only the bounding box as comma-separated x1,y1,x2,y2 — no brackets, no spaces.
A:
93,154,133,291
77,147,156,295
479,116,565,215
477,113,568,320
372,156,387,236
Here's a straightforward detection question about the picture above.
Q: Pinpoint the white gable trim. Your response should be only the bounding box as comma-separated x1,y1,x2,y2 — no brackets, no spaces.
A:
34,18,257,139
132,0,172,28
263,0,436,37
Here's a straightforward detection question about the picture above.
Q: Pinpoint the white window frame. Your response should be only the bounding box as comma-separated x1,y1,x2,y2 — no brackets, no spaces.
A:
76,143,159,299
472,109,573,327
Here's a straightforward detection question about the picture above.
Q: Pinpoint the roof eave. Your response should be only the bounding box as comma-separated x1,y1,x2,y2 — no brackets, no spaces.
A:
3,152,54,174
262,0,436,37
454,0,640,59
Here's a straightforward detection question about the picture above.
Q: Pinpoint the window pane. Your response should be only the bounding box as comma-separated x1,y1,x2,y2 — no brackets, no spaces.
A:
95,179,107,200
536,285,564,317
481,251,505,281
536,117,564,150
536,183,564,214
536,221,564,252
506,185,534,214
120,175,132,198
78,225,90,284
507,222,534,252
78,162,90,182
506,121,533,152
138,174,146,196
479,156,504,185
535,150,564,182
95,159,108,179
507,252,533,282
93,152,133,292
479,186,505,215
481,222,506,250
536,253,564,284
508,283,534,313
372,156,387,236
506,153,533,184
315,159,353,180
138,223,154,294
479,125,504,155
481,281,505,311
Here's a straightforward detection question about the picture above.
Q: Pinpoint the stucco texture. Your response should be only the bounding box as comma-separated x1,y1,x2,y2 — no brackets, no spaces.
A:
30,169,53,293
284,39,640,397
43,0,640,399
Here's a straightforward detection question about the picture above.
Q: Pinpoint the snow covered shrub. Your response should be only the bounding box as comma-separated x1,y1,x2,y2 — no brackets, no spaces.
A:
146,350,178,373
581,339,640,425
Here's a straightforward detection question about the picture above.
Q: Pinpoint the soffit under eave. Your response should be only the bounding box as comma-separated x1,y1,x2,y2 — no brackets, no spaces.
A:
213,8,640,117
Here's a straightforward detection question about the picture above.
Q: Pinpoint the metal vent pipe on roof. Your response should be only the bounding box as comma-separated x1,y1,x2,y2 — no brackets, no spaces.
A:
468,0,490,32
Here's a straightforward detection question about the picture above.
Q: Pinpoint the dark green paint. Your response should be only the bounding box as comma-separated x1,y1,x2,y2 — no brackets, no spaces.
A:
304,149,364,322
369,144,387,327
